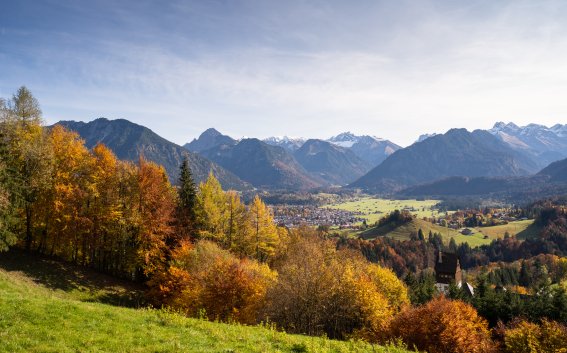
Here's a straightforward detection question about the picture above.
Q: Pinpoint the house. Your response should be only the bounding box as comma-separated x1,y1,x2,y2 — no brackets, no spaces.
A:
434,251,462,293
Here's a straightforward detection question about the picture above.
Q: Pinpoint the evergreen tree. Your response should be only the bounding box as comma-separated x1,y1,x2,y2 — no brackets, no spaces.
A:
175,156,198,243
448,237,457,253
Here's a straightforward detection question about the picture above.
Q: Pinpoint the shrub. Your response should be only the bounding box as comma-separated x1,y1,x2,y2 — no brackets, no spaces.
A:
389,296,495,353
149,240,276,324
504,319,567,353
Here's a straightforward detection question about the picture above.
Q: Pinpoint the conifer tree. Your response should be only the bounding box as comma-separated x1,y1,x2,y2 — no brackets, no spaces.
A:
176,156,197,243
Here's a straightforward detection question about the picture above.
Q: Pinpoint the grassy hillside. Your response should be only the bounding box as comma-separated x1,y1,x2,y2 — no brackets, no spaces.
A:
360,218,540,248
473,219,539,240
0,251,409,353
360,218,492,247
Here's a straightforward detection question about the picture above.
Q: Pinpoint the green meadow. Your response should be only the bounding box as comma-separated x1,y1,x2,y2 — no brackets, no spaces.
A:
0,251,409,353
326,197,445,225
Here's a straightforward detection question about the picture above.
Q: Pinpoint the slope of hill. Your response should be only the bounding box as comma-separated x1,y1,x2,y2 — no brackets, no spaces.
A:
350,128,540,193
538,157,567,182
294,139,371,185
328,132,401,167
360,218,491,247
55,119,250,190
489,122,567,168
0,251,402,353
200,138,324,190
184,128,236,152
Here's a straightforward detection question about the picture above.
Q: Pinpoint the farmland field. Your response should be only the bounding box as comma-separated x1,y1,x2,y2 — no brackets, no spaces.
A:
326,197,446,225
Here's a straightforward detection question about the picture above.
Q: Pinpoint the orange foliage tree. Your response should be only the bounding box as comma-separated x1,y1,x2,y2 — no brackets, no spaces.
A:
389,296,495,353
149,240,276,324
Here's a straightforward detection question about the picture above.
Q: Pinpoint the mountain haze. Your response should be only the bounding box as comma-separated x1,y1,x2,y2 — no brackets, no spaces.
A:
294,139,372,185
327,132,401,167
489,122,567,168
538,157,567,183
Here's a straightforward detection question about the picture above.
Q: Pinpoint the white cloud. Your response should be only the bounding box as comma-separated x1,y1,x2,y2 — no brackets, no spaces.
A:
3,0,567,146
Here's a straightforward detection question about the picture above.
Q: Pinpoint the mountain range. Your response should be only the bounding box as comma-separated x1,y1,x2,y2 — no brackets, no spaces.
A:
349,128,540,192
54,118,567,196
54,119,250,190
489,122,567,168
399,156,567,199
198,138,323,190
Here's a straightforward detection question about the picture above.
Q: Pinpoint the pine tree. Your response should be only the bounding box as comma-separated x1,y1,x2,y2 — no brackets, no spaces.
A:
176,156,197,243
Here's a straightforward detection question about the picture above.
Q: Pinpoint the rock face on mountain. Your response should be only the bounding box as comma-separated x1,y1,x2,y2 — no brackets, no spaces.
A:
538,157,567,183
293,139,372,185
349,128,540,193
489,122,567,168
199,138,323,190
55,118,250,190
184,128,236,153
327,132,400,167
263,136,306,152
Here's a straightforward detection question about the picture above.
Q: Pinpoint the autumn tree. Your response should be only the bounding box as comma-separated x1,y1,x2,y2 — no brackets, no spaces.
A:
503,319,567,353
0,86,52,250
249,195,279,262
224,190,251,254
40,125,92,260
150,240,276,324
389,296,495,353
195,172,227,242
134,157,176,278
265,227,407,341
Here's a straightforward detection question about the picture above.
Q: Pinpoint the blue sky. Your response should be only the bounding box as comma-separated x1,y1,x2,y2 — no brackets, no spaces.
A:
2,0,567,146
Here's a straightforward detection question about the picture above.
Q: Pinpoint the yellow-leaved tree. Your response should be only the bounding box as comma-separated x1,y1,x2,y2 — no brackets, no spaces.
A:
249,195,279,262
196,172,227,242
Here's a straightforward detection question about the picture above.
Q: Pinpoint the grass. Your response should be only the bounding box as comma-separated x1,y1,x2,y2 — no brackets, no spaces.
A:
326,197,445,225
360,218,493,247
473,220,540,240
0,250,410,353
360,219,542,248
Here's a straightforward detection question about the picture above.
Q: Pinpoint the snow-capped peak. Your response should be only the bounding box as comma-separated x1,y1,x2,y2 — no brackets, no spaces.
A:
327,132,387,148
263,136,306,151
415,133,438,143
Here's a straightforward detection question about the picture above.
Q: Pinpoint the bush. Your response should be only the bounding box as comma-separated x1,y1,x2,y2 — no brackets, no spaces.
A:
149,240,276,324
504,319,567,353
389,296,495,353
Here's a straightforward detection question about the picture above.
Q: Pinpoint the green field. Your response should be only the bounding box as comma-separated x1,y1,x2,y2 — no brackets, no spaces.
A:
473,219,539,240
327,197,445,225
360,218,492,247
0,251,409,353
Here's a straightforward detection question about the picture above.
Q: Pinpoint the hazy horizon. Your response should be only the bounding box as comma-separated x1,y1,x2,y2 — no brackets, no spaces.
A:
2,0,567,146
